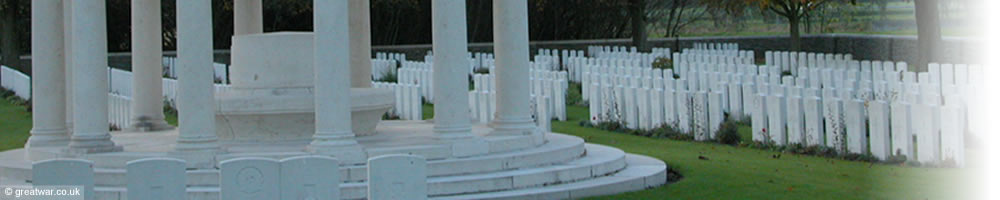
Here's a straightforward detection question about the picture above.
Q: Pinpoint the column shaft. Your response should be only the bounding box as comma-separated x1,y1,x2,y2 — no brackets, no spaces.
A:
349,0,372,88
63,0,73,132
431,0,473,139
490,0,536,135
309,0,366,164
234,0,263,35
174,0,219,152
68,0,119,153
28,0,69,147
130,0,172,131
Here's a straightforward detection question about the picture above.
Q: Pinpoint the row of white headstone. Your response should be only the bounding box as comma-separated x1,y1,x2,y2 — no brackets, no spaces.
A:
373,81,423,120
161,56,229,82
420,51,498,75
579,46,974,166
107,66,232,102
668,47,976,166
375,52,407,63
764,51,856,76
0,65,30,99
371,59,397,81
582,65,725,140
29,155,428,200
670,50,756,79
744,64,978,167
562,52,670,83
589,46,669,68
586,45,638,57
397,61,435,102
692,42,739,51
108,93,132,129
468,69,569,124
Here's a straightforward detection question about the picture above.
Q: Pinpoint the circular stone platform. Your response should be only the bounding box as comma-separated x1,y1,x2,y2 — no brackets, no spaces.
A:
0,120,667,199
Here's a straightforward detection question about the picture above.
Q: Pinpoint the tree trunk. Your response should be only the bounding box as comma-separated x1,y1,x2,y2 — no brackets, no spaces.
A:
878,0,889,21
629,0,647,51
0,0,20,70
914,0,942,72
788,15,801,51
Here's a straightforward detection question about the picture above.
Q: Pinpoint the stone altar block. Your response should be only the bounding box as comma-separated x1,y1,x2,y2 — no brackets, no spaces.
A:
218,32,394,142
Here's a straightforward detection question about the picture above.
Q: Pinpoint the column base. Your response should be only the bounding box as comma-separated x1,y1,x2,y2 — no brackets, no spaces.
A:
127,118,175,132
434,124,475,140
63,145,123,155
27,128,70,148
489,117,536,136
66,134,122,154
306,142,367,165
169,149,222,169
175,135,220,152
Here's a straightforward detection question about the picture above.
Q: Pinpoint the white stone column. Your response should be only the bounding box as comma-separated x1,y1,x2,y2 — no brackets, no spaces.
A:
130,0,172,131
28,0,69,147
63,0,74,133
68,0,120,153
489,0,536,136
233,0,263,35
431,0,473,139
349,0,372,88
308,0,366,164
174,0,219,154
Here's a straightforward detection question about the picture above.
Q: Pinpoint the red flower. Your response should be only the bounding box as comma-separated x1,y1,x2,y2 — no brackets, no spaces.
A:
762,128,767,133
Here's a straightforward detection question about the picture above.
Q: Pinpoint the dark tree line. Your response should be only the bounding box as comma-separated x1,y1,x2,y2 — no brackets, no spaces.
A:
0,0,643,61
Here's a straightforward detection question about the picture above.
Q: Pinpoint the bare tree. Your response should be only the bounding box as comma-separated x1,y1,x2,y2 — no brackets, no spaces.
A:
914,0,942,72
0,0,21,71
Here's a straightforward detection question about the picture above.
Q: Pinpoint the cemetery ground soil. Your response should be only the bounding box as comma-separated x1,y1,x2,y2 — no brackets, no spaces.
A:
0,100,975,199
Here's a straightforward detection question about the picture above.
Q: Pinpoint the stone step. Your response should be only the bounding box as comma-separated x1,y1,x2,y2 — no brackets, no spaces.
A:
0,133,586,187
431,154,668,200
88,143,629,200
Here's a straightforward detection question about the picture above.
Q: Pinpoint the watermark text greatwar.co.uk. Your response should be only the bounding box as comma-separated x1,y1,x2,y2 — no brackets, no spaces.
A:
1,185,83,200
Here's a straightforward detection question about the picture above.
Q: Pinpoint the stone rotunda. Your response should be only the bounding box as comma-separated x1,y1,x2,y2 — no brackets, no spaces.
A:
0,0,667,199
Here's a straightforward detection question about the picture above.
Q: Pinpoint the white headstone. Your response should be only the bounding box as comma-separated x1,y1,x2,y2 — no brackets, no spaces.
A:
220,158,280,200
766,95,787,145
940,104,966,167
868,101,891,160
845,99,868,154
638,88,650,130
751,93,768,143
708,92,725,137
651,89,664,128
368,155,428,200
280,156,340,200
676,89,691,133
663,87,677,126
802,96,824,146
33,159,95,200
728,82,744,118
126,158,187,200
785,95,805,145
914,104,940,163
693,91,710,140
625,87,637,129
741,83,755,119
941,64,954,85
822,91,843,149
889,102,914,159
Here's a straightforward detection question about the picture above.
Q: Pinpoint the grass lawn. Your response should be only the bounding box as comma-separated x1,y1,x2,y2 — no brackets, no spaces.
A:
554,105,974,200
1,98,975,199
0,98,31,151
